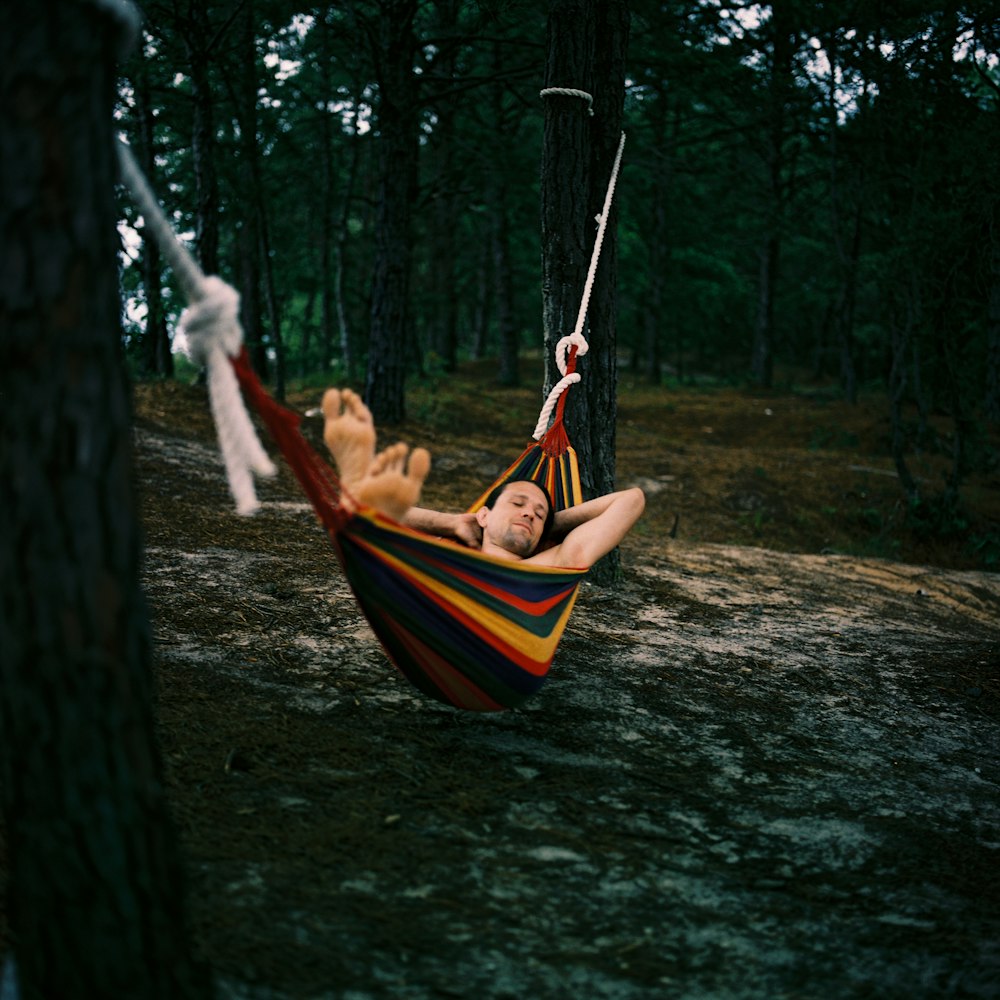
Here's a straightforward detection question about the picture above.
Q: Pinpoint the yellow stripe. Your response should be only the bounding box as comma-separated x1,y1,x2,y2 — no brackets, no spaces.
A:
360,538,579,664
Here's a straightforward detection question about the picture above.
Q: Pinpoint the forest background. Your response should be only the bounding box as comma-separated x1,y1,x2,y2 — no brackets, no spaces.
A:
2,5,999,996
116,0,1000,564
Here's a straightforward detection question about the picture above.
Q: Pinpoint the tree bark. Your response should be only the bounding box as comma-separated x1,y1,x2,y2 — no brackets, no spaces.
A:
888,278,921,504
987,207,1000,425
365,0,419,425
643,94,669,386
751,230,777,388
133,59,173,378
576,0,629,585
334,112,363,379
823,27,863,404
0,5,209,997
541,2,594,403
542,0,629,587
186,0,220,276
493,184,519,387
750,6,795,388
471,238,492,361
489,40,520,387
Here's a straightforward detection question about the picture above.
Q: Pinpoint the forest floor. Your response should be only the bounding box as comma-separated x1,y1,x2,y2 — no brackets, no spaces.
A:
133,362,999,999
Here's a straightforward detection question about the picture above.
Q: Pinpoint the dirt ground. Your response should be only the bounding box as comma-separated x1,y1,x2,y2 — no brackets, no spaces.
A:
133,366,999,999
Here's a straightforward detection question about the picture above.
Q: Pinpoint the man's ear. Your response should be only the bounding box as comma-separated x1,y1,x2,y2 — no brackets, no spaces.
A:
475,506,490,528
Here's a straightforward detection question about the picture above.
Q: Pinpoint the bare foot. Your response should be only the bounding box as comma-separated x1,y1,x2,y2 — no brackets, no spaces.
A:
351,442,431,522
322,388,376,488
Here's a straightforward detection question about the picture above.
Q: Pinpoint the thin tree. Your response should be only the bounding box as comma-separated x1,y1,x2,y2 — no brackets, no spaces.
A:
132,53,174,377
0,6,210,997
187,0,221,277
748,4,797,389
364,0,420,424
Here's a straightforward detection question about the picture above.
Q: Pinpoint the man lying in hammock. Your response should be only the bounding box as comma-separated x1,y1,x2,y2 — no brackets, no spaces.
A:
322,388,645,569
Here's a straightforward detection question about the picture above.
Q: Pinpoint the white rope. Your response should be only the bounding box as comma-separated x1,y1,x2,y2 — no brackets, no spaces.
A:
531,372,582,441
540,87,594,115
87,0,143,56
532,131,627,441
117,140,205,302
117,139,276,515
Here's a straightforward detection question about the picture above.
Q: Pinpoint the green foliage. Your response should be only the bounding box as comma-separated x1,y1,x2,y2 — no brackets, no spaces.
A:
116,0,997,517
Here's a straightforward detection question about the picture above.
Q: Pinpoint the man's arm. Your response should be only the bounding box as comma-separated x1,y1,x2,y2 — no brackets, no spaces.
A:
533,487,645,568
403,507,482,548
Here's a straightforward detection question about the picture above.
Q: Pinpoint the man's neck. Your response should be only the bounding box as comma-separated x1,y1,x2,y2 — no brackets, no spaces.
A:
480,540,525,562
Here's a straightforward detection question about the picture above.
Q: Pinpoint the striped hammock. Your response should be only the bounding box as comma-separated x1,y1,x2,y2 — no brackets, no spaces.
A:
231,350,586,712
114,134,624,713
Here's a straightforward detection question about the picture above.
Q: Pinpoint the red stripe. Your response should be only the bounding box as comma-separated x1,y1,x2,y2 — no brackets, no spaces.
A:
379,617,506,711
347,535,564,676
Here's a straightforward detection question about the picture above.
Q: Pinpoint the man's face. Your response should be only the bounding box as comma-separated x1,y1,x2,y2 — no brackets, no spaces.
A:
478,481,550,557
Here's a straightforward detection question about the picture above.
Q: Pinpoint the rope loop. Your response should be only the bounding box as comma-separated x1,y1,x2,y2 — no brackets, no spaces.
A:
555,333,588,377
532,373,582,441
540,87,594,115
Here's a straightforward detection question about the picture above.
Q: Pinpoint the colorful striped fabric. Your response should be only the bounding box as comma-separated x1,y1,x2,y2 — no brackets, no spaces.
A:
230,351,586,711
468,433,582,514
335,510,585,710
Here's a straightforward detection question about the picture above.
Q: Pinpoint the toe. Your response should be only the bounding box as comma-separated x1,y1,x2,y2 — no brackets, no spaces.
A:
389,442,408,469
344,389,372,424
321,388,342,420
408,447,430,481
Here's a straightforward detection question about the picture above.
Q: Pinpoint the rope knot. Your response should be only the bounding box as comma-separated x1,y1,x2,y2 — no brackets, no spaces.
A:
556,333,589,376
179,276,243,365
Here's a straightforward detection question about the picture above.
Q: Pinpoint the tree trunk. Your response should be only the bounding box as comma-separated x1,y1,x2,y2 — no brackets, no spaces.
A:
750,6,795,388
987,209,1000,424
133,60,173,378
541,1,594,396
494,188,519,387
751,222,778,389
888,279,921,504
541,0,629,587
243,0,285,399
426,2,461,375
824,28,862,404
0,6,209,997
225,0,287,394
490,41,519,386
471,239,491,361
260,216,285,400
334,112,362,379
643,88,672,386
239,215,266,376
365,0,419,425
427,189,460,373
186,0,220,277
318,6,361,380
575,0,630,586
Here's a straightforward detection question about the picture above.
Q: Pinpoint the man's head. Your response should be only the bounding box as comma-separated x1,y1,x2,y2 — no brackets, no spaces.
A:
476,480,554,558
